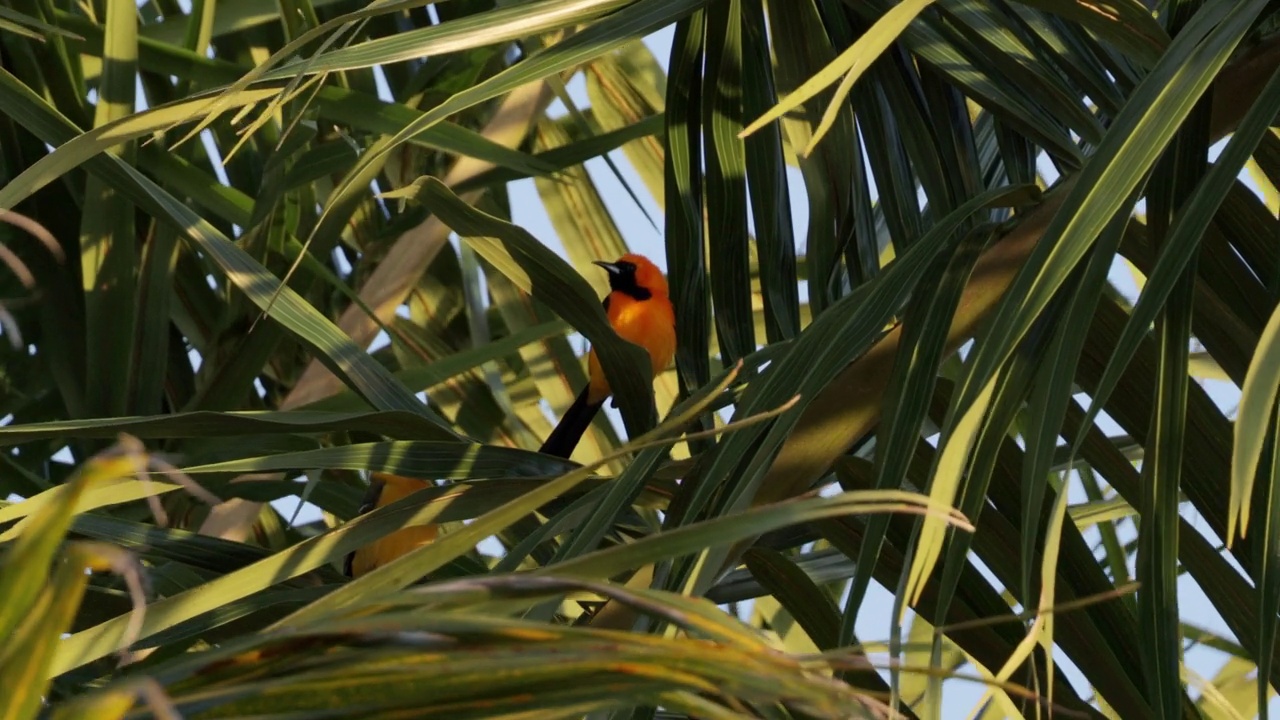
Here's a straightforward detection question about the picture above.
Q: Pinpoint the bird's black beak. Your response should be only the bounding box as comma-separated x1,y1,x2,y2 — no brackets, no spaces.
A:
593,261,622,275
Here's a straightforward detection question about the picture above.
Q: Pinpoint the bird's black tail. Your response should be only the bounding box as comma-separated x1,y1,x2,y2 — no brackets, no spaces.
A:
539,385,605,459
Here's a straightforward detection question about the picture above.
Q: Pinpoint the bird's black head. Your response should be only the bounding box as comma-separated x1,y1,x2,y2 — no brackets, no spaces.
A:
593,259,652,301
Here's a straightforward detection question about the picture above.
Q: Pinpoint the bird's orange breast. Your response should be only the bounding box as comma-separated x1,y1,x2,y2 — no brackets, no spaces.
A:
586,292,676,404
346,473,438,579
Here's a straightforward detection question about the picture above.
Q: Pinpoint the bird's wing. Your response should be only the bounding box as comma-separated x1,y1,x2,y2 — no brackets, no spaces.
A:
342,475,387,578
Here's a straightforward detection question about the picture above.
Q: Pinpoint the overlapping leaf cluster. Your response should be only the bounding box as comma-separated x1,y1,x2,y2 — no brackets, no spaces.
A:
0,0,1278,718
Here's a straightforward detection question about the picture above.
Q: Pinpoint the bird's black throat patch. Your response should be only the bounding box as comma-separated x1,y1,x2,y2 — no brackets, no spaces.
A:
607,262,653,301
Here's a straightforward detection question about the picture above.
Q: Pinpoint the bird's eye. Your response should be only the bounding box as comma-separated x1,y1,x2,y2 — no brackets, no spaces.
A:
619,261,636,272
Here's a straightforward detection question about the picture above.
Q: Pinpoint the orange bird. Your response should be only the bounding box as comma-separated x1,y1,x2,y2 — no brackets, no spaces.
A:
539,253,676,459
343,472,438,579
343,253,674,579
